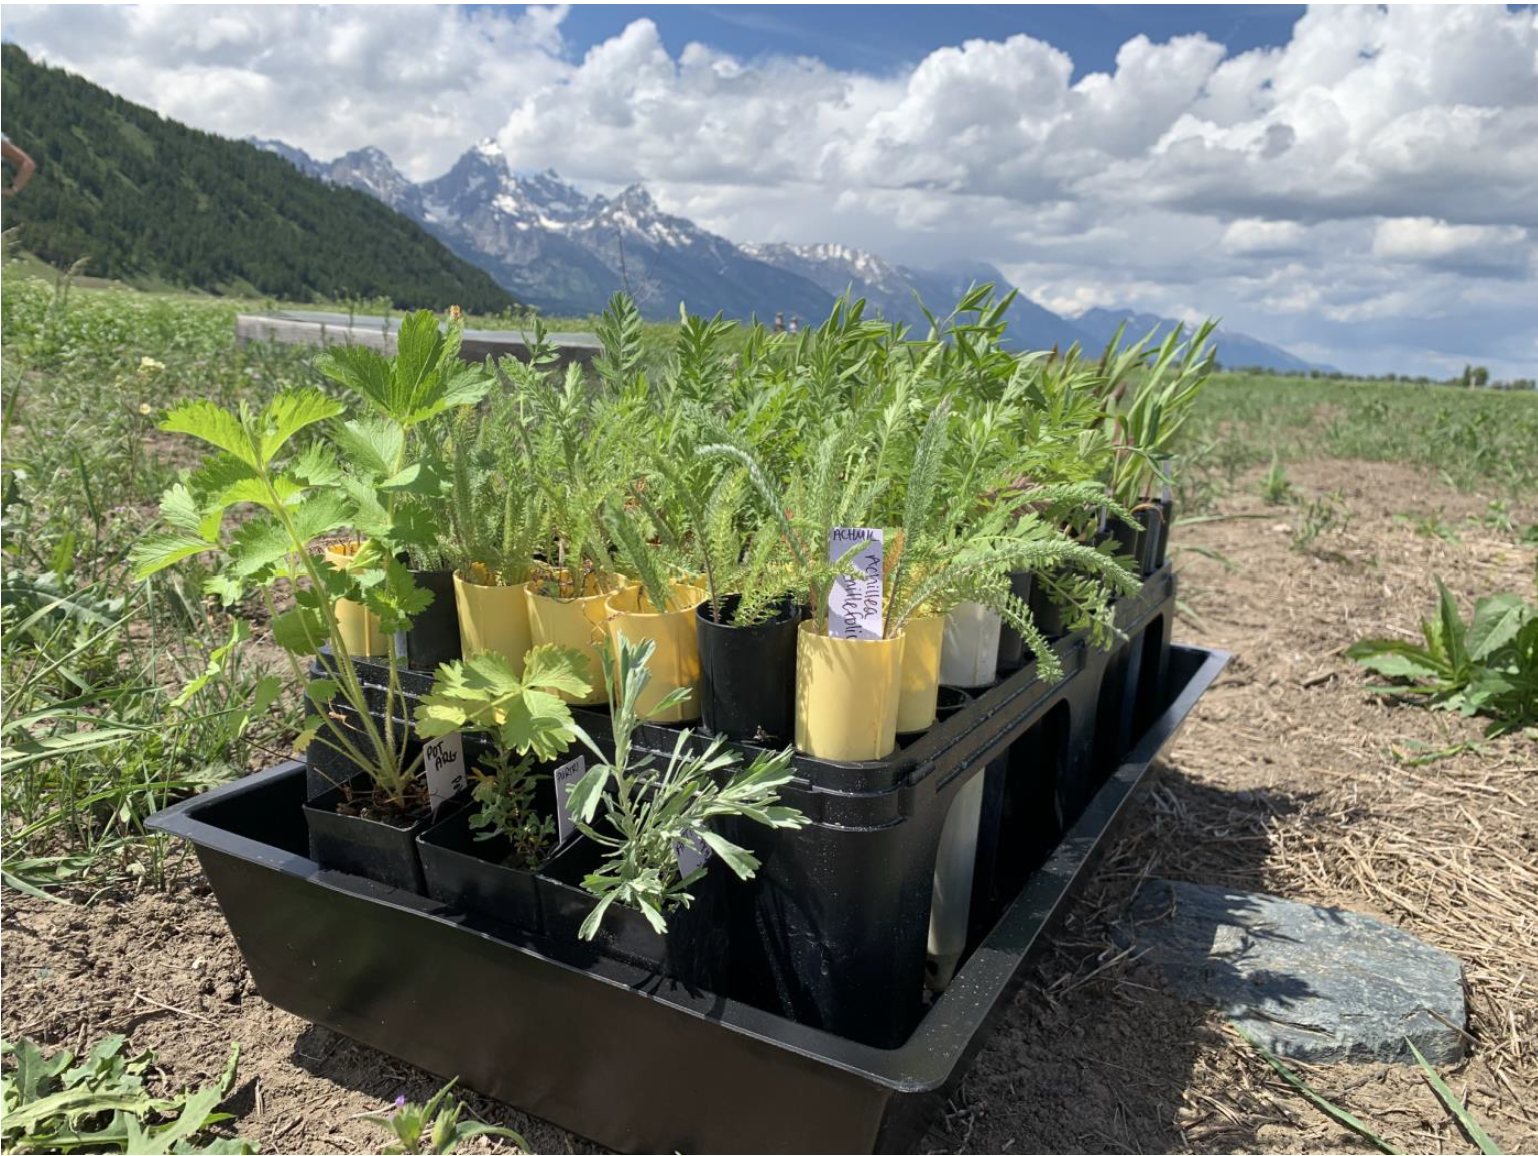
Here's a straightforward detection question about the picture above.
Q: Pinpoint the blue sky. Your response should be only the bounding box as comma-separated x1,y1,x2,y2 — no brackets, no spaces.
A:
553,4,1306,76
3,4,1535,377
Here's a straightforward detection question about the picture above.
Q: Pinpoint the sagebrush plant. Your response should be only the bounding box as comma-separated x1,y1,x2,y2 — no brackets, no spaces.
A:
564,635,810,937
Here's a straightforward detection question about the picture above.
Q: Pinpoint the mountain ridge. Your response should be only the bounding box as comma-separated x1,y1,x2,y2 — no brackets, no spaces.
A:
251,135,1327,367
0,49,518,312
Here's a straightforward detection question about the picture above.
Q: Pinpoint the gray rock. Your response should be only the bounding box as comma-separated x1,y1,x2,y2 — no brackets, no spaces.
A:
1125,878,1466,1064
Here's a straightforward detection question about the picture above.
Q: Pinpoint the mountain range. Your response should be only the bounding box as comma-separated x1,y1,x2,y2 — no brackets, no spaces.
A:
254,136,1326,370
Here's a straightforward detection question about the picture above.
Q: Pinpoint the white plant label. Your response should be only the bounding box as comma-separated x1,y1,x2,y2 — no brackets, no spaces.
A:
827,527,884,641
552,755,586,846
423,732,465,815
674,830,713,878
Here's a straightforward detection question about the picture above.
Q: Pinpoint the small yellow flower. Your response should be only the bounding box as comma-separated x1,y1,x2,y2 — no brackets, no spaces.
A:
138,403,152,415
138,356,166,373
448,304,462,322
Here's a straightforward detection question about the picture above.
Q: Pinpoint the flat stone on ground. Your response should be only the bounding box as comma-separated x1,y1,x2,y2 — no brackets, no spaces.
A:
1125,878,1466,1064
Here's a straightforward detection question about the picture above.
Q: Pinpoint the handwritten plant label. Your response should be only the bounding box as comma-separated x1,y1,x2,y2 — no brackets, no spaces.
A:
423,732,465,815
827,527,884,640
674,830,713,878
553,755,586,845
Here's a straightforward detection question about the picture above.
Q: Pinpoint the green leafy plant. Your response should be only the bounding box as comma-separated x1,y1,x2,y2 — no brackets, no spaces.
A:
438,400,544,585
563,635,810,937
130,310,487,811
1346,578,1537,736
1,1033,252,1155
415,644,593,761
414,644,594,869
1258,453,1295,505
362,1078,527,1155
1292,489,1352,554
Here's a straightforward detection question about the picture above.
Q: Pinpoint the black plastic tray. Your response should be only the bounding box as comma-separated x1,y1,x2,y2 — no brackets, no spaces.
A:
150,644,1226,1154
307,567,1179,1046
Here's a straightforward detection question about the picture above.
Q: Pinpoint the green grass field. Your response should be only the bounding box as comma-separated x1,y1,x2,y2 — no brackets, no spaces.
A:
2,264,1535,898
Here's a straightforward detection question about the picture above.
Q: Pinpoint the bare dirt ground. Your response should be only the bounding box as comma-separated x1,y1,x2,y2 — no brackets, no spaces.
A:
4,458,1534,1155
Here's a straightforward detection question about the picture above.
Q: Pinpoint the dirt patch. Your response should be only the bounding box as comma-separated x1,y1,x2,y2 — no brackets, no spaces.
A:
4,458,1534,1155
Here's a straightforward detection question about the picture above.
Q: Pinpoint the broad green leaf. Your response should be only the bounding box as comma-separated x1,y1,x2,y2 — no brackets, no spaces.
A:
496,687,579,760
1435,576,1469,675
130,533,218,580
305,678,341,707
291,439,343,486
1467,594,1528,662
1349,649,1447,682
271,606,327,655
290,491,352,544
162,401,258,468
521,644,594,699
331,416,404,479
360,558,434,631
317,343,395,418
226,517,293,579
259,389,345,465
186,453,265,512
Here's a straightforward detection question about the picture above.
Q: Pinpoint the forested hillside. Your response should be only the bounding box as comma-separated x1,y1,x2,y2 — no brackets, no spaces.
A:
0,46,517,312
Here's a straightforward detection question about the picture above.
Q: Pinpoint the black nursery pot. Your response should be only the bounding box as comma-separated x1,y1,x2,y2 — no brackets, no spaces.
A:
303,773,435,894
1135,505,1165,575
1152,497,1174,569
1027,579,1071,640
394,567,460,671
996,571,1036,665
417,806,546,934
695,594,802,743
1109,518,1146,573
537,837,730,992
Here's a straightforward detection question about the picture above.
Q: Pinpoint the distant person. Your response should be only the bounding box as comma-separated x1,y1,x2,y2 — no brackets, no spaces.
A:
2,133,36,197
774,311,785,332
787,316,800,334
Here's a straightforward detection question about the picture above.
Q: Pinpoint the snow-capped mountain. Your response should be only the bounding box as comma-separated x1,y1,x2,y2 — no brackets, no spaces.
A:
744,243,1095,349
253,137,832,320
248,137,1326,367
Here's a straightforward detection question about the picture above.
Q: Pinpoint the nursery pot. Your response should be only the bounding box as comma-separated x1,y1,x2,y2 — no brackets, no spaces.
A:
695,594,801,743
794,622,905,762
1151,498,1174,569
304,773,436,894
1027,579,1071,640
1134,507,1164,576
896,614,945,734
926,770,986,991
537,837,729,992
995,571,1036,666
417,805,546,934
524,573,625,706
605,583,707,724
1109,518,1146,573
453,568,532,676
939,602,1003,689
395,568,461,672
323,543,389,658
